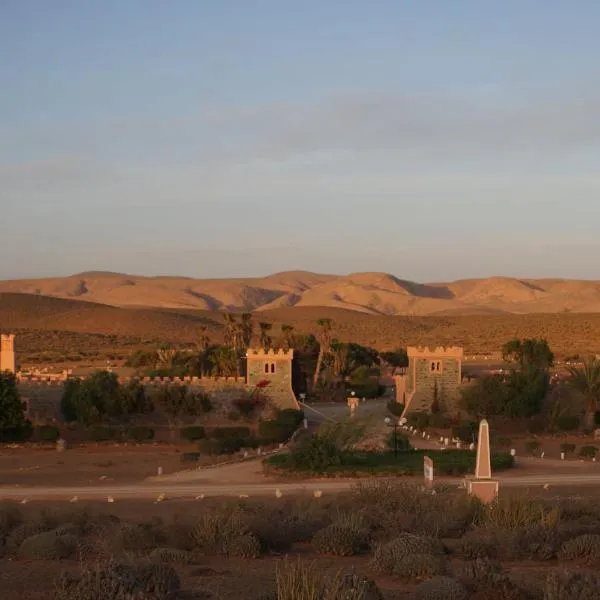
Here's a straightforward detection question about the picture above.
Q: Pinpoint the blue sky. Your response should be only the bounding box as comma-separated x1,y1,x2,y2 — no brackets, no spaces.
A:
2,0,600,281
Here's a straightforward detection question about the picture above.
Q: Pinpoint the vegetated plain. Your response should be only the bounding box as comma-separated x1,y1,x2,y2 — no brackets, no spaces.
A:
2,292,600,366
2,484,600,599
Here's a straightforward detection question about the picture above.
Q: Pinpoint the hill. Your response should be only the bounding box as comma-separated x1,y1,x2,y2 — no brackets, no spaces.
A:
2,271,600,315
3,293,600,364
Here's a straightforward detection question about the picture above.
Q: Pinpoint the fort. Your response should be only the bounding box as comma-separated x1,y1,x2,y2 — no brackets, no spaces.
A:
395,346,467,416
4,334,299,422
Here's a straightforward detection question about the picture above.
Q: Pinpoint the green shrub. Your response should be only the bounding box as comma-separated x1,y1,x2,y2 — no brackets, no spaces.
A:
386,432,411,452
476,496,559,531
258,409,303,444
560,443,576,454
407,412,430,430
579,445,598,459
37,425,60,443
312,520,369,556
495,436,513,449
19,531,77,559
0,503,22,536
209,426,251,440
413,576,468,600
89,425,117,442
452,421,479,443
286,435,342,472
6,522,46,551
180,452,201,463
0,422,33,443
557,415,580,431
197,436,256,455
126,426,154,441
525,439,541,455
457,532,497,559
227,533,261,558
180,426,206,441
559,534,600,562
149,547,193,564
429,413,452,428
114,523,164,552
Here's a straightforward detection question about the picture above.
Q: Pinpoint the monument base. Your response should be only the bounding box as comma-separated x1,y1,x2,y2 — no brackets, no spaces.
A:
466,479,499,504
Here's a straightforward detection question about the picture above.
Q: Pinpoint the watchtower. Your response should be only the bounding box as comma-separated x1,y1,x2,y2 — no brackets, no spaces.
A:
0,334,15,373
402,346,463,415
246,348,299,410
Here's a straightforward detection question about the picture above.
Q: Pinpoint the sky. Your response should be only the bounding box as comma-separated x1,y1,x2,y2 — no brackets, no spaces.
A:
2,0,600,282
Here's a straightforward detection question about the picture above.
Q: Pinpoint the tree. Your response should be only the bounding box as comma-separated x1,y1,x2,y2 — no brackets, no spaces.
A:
313,318,333,390
206,345,238,377
155,347,178,371
154,385,197,425
281,324,295,351
240,313,254,349
502,338,554,371
379,348,409,368
0,372,29,439
258,322,273,351
567,357,600,429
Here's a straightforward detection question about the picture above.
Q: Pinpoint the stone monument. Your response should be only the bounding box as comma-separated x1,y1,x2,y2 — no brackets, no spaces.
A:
466,419,499,503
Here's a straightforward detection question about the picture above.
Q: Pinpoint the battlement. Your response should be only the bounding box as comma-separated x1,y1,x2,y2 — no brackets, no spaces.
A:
407,346,464,359
0,333,15,373
246,348,294,360
17,373,247,386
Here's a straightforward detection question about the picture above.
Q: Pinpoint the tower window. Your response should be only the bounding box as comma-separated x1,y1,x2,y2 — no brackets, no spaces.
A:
270,363,276,374
264,363,269,374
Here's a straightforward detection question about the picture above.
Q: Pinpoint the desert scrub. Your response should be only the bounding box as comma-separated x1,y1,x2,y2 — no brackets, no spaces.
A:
370,533,446,579
413,576,468,600
559,534,600,563
456,531,497,559
0,502,22,536
19,531,77,560
55,560,181,600
6,522,47,552
273,558,383,600
312,518,369,557
113,522,166,553
149,547,194,565
227,533,261,558
543,569,600,600
474,495,560,530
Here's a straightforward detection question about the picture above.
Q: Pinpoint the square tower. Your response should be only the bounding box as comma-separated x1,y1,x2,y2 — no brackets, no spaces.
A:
245,348,299,410
404,346,463,414
0,334,15,373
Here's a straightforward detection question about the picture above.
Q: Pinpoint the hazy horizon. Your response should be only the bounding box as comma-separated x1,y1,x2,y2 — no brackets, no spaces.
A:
2,1,600,281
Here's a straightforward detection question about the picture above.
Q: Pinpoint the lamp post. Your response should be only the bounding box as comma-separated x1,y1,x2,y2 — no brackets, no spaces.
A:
385,417,398,459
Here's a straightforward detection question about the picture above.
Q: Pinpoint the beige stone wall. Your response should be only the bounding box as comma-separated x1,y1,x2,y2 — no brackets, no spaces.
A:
0,334,15,373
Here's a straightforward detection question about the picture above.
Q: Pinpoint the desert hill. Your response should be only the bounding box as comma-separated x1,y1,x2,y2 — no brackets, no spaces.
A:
2,271,600,315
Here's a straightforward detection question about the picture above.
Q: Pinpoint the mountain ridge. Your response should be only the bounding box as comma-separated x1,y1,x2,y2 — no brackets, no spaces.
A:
1,270,600,315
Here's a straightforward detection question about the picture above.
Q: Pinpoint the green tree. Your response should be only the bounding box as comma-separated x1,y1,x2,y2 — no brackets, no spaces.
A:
379,348,409,368
154,385,198,426
206,345,238,377
0,372,29,440
502,338,554,370
281,324,295,351
240,313,254,349
567,357,600,429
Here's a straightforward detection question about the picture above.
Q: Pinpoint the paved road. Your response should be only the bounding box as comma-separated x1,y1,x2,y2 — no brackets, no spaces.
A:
3,472,600,501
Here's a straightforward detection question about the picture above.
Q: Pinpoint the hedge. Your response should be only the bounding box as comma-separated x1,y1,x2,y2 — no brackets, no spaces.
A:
89,425,117,442
37,425,60,443
0,422,33,443
180,426,206,441
209,427,251,440
198,436,259,456
126,426,154,441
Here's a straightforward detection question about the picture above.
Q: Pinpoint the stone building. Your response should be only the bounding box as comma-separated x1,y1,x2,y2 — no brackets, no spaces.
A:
395,346,464,416
0,334,15,373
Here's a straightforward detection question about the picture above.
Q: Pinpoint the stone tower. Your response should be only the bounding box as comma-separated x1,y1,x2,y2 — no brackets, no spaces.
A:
245,348,299,411
402,346,463,415
0,334,15,373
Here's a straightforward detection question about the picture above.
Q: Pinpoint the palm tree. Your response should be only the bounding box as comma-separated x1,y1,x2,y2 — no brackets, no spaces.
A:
155,347,177,370
312,318,333,389
281,324,295,351
567,357,600,429
259,322,272,351
222,313,236,348
241,313,254,349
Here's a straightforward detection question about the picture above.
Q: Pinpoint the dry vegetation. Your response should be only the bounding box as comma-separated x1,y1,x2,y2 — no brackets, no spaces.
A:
3,484,600,599
3,293,600,366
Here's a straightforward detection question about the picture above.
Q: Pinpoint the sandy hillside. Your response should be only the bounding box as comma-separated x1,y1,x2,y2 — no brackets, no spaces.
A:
1,270,600,315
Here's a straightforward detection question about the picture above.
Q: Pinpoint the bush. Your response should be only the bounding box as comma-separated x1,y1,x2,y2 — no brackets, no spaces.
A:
560,443,576,454
370,533,445,577
149,547,193,564
525,439,541,455
476,496,559,531
180,426,206,441
19,531,77,559
227,533,261,558
197,436,256,455
312,520,369,556
56,560,181,600
386,431,411,452
37,425,60,443
429,413,453,429
559,534,600,562
0,422,33,443
407,412,430,430
579,445,598,459
126,426,154,441
452,421,479,444
386,401,404,417
286,435,342,472
557,415,580,431
457,532,497,559
88,425,117,442
0,503,22,537
180,452,201,463
413,576,468,600
259,409,304,445
543,569,600,600
114,522,164,552
6,522,46,551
